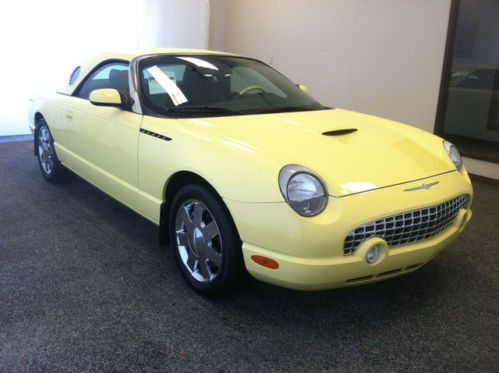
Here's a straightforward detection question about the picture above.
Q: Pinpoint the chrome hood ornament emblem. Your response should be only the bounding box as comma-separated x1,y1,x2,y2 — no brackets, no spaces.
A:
404,181,439,192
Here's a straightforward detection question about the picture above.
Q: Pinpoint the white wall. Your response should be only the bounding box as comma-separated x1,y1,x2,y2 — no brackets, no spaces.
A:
138,0,210,49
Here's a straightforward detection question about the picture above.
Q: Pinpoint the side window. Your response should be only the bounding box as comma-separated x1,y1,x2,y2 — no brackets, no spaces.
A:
69,66,81,86
76,62,129,99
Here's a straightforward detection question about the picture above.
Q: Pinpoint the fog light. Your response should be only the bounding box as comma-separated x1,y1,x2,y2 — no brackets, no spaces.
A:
366,245,381,264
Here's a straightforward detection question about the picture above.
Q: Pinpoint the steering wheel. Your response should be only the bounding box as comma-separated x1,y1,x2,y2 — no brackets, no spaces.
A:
238,85,265,96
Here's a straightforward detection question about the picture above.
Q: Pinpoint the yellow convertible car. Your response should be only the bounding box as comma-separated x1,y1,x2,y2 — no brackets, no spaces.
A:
28,49,473,295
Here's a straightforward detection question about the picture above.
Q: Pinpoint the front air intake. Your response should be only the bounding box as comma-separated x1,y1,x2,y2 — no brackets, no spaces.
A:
343,194,470,255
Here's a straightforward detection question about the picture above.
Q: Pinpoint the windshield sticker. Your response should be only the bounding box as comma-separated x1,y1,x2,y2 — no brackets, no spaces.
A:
146,65,188,106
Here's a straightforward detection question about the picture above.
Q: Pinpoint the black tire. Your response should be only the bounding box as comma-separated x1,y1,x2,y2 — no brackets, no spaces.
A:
169,184,244,296
36,118,67,183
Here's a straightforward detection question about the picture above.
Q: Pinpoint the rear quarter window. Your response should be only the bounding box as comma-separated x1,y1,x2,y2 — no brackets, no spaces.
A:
69,66,81,86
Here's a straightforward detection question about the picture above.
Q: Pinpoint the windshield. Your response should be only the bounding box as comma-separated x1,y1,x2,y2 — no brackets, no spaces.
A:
138,55,326,117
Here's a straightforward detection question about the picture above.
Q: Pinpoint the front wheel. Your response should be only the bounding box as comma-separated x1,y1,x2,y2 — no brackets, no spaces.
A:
36,118,66,182
169,184,244,296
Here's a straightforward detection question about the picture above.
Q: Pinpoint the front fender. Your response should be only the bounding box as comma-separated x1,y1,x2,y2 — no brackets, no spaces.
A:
137,115,285,223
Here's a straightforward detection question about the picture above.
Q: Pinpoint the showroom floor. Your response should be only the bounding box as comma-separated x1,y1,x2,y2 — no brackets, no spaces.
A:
1,140,498,372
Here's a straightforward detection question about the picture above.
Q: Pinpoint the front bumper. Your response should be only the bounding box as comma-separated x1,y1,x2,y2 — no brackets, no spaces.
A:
224,170,473,290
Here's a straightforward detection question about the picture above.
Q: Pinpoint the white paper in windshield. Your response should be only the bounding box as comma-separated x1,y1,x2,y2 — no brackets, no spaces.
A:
146,65,188,106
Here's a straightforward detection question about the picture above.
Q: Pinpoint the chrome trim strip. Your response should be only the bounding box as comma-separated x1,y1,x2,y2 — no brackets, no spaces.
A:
404,181,439,192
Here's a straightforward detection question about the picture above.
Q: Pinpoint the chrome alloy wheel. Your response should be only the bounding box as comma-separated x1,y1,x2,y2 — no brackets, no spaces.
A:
38,126,55,174
175,199,223,283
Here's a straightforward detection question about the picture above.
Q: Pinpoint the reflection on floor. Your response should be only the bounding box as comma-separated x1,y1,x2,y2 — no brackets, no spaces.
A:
0,134,33,143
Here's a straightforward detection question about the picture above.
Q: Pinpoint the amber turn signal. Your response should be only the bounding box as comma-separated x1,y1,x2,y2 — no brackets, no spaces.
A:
251,255,279,269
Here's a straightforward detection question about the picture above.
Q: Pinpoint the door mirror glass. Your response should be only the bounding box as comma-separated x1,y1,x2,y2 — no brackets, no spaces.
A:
89,89,122,107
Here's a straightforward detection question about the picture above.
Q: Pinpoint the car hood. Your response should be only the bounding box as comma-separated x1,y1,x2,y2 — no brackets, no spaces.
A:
182,109,455,197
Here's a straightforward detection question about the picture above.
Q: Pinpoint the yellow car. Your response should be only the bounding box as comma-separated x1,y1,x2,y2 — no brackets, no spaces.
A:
28,49,473,295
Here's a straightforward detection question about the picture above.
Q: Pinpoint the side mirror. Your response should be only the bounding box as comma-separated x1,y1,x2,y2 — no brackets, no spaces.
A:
89,88,122,107
297,84,310,94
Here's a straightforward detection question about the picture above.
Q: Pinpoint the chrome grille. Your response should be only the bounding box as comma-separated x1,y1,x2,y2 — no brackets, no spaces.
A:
344,194,470,255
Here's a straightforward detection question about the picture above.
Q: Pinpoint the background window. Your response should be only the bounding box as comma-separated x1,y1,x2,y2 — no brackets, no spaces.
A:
438,0,499,161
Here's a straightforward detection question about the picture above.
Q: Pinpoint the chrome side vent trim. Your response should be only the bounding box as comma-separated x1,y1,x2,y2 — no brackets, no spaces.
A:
140,128,172,141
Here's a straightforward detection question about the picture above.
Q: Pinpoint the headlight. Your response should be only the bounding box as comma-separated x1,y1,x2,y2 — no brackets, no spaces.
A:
443,140,463,171
279,165,328,216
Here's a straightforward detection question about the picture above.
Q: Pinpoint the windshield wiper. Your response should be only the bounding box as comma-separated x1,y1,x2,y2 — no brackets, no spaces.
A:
253,106,323,114
165,105,243,115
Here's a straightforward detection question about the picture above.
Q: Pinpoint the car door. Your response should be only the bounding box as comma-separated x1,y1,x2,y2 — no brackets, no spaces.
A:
62,61,143,210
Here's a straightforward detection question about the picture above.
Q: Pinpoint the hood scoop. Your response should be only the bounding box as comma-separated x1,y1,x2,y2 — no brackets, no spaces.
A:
322,128,358,136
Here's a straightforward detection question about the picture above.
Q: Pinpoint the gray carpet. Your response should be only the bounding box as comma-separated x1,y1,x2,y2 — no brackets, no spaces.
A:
0,140,498,372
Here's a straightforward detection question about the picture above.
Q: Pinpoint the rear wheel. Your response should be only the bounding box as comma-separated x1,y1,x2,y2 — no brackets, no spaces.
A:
169,184,244,296
36,118,66,182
